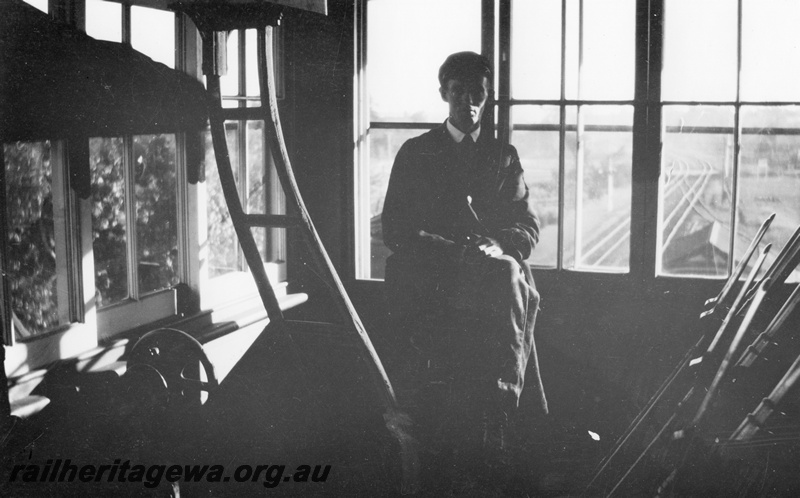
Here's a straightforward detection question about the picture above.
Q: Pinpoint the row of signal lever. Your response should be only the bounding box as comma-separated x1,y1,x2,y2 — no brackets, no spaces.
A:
584,212,800,497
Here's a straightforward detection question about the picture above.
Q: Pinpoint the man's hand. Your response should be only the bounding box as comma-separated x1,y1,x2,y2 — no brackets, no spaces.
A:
464,235,504,260
418,230,455,246
417,230,505,262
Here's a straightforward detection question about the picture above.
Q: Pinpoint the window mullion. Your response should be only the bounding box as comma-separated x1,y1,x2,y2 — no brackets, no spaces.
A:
728,0,744,277
497,0,511,144
555,0,568,270
573,0,586,267
63,140,85,322
175,13,195,289
121,3,130,45
353,0,370,280
729,106,742,278
119,2,138,301
481,0,496,135
237,30,249,271
557,105,565,271
0,148,10,343
51,141,73,324
175,132,190,285
124,136,139,300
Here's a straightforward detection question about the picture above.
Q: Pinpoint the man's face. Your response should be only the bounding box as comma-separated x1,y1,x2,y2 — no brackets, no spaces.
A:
440,74,489,133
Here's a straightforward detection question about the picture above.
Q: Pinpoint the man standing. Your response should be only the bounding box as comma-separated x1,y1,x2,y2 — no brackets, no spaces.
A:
382,51,547,460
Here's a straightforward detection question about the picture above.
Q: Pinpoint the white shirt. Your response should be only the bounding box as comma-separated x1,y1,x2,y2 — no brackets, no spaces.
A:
446,119,481,144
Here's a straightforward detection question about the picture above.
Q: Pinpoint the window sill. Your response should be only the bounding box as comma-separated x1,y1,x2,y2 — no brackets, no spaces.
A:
5,289,308,417
97,288,178,341
201,262,287,310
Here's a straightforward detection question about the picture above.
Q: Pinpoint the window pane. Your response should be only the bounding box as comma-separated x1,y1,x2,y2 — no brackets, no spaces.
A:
658,105,735,277
204,116,284,282
131,6,175,68
739,106,800,282
245,29,261,99
221,30,241,102
568,0,635,101
205,124,241,278
511,0,562,100
86,0,122,42
245,121,266,214
245,120,273,258
23,0,47,13
741,0,800,102
512,106,560,268
564,0,579,100
90,137,129,308
663,1,737,102
134,134,179,294
365,128,427,279
565,106,633,271
367,0,481,122
514,106,560,125
4,141,65,337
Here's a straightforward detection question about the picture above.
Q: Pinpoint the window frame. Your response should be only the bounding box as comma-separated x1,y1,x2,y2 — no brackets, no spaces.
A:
354,0,650,280
503,0,638,272
3,139,101,373
86,2,183,337
355,0,796,283
2,140,91,341
198,27,288,311
3,0,296,376
655,0,800,281
2,0,193,368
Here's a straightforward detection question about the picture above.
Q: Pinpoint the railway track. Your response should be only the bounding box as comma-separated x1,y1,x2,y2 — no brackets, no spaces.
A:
580,157,717,268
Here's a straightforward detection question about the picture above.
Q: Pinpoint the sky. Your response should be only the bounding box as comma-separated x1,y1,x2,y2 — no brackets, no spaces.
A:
367,0,800,123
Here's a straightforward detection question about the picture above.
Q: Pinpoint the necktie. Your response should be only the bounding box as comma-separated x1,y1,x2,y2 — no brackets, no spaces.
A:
460,134,476,159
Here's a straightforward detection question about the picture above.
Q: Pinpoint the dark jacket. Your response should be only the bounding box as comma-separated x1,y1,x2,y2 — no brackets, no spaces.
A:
380,123,547,415
382,122,539,265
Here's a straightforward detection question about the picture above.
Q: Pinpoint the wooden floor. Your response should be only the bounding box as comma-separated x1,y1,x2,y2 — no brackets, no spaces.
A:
5,318,799,497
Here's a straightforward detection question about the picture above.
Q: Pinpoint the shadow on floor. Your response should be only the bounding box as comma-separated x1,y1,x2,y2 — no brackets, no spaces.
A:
3,323,641,497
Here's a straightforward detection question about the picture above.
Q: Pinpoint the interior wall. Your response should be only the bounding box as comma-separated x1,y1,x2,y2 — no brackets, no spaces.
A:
279,1,355,322
283,2,354,267
348,269,728,415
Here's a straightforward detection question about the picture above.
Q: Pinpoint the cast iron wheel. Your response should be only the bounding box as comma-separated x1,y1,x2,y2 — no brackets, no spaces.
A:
125,328,218,412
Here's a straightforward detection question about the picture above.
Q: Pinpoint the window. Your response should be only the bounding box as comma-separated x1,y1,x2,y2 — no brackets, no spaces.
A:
356,0,481,280
356,0,635,279
3,0,293,374
85,2,181,334
200,28,287,305
509,0,635,271
4,141,73,338
659,0,800,278
89,135,180,310
2,1,185,353
356,0,800,282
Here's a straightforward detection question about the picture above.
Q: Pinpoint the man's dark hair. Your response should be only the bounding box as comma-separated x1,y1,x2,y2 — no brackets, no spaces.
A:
438,51,493,88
